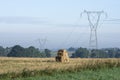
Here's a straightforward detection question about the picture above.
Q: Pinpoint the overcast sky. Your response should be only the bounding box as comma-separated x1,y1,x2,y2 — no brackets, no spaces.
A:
0,0,120,49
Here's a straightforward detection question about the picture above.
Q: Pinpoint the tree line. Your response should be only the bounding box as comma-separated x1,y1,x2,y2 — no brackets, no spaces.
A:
0,45,51,57
0,45,120,58
70,47,120,58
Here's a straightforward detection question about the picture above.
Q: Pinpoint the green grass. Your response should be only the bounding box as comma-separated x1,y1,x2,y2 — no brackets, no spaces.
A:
2,67,120,80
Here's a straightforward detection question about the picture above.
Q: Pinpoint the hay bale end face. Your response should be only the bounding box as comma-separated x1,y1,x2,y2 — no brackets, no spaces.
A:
56,49,69,62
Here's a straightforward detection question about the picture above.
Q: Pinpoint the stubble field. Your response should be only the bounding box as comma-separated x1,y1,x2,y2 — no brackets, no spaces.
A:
0,57,120,80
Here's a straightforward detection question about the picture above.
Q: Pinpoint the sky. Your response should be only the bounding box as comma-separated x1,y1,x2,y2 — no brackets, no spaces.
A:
0,0,120,49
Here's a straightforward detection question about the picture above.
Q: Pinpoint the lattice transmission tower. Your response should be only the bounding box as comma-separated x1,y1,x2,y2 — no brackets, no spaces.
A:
38,38,47,51
81,10,107,57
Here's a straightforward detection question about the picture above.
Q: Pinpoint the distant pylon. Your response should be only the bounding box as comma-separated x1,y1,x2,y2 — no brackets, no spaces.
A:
81,10,107,57
38,38,47,51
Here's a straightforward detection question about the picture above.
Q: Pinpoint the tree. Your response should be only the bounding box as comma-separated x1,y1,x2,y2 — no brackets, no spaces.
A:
26,46,39,57
7,45,25,57
44,49,51,57
26,46,45,57
71,47,89,58
0,46,5,56
68,47,75,51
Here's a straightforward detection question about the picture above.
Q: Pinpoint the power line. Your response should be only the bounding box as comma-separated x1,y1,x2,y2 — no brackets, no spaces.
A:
104,19,120,21
58,18,82,49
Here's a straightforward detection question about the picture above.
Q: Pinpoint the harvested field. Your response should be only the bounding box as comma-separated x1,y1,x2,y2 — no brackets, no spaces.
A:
0,57,120,75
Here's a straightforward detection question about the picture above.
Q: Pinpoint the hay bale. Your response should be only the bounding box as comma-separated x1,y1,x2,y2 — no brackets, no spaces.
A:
55,49,69,62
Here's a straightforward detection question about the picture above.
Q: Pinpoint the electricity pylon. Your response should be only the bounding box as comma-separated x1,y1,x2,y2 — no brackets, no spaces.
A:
38,38,47,51
81,10,107,58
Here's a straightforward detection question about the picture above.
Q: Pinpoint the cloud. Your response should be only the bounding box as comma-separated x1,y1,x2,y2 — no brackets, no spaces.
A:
0,16,88,28
54,23,88,27
0,17,48,24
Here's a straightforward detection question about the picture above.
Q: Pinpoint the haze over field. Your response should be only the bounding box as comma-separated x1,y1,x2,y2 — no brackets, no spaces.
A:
0,0,120,49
